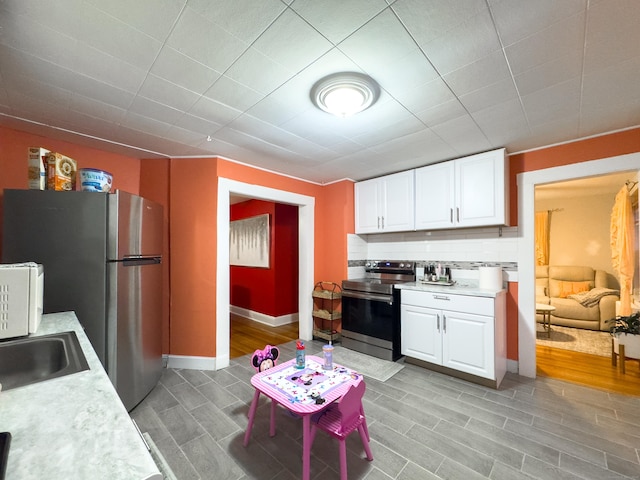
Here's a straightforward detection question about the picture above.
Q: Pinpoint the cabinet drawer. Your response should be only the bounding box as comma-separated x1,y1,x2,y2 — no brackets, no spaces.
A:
401,290,494,316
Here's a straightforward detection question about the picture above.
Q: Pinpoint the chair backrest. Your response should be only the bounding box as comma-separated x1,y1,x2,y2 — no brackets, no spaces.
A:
251,345,280,372
335,379,366,433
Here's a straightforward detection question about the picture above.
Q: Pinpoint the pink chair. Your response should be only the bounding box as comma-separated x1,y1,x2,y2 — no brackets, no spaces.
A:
248,345,280,439
309,378,373,479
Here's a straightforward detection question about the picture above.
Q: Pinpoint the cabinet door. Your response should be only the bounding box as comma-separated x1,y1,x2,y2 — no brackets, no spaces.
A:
354,178,382,233
442,310,494,379
400,304,442,363
381,170,415,232
415,161,455,230
455,149,508,227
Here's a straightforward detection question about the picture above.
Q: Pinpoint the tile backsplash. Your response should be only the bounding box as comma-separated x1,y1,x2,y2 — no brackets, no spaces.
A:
347,226,519,281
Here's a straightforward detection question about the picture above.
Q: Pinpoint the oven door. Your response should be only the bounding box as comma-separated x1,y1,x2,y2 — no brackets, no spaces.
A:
341,289,401,360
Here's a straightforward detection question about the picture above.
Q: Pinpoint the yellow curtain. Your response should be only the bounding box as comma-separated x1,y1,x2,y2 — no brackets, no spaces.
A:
535,211,550,266
611,186,635,316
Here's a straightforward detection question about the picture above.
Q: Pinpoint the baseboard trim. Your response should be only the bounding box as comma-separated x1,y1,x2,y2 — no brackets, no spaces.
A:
166,354,217,371
230,305,299,327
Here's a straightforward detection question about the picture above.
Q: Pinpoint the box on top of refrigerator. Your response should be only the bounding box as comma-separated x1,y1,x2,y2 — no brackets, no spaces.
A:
27,147,50,190
47,152,77,191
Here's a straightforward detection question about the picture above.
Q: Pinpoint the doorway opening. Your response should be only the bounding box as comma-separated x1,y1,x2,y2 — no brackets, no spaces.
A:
517,152,640,383
216,178,315,369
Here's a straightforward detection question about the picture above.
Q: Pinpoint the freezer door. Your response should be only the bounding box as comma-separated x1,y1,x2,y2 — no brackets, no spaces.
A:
108,191,163,259
107,257,163,411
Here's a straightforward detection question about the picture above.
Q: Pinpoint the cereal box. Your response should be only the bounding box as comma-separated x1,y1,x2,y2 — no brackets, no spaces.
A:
27,147,50,190
46,152,77,191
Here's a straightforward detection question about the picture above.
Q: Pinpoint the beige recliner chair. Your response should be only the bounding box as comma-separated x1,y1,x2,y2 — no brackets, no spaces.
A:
536,265,619,331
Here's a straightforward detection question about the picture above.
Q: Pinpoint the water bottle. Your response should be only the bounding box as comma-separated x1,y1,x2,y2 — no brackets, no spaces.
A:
295,339,305,369
323,344,334,370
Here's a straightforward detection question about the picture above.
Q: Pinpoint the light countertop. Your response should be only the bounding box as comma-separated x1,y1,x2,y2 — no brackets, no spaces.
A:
0,312,161,480
395,280,505,298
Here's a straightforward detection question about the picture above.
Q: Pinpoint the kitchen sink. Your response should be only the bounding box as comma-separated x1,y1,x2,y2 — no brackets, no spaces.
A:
0,331,90,391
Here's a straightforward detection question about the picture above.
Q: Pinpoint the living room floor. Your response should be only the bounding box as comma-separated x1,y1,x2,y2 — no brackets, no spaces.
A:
131,339,640,480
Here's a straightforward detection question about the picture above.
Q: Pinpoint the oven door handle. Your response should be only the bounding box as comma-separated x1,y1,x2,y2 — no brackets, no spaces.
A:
342,290,393,304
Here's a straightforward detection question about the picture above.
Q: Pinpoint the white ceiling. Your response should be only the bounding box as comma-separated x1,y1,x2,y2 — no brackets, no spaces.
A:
1,0,639,184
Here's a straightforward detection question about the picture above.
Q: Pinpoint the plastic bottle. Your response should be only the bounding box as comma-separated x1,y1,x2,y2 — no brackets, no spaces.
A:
295,339,305,369
322,343,334,370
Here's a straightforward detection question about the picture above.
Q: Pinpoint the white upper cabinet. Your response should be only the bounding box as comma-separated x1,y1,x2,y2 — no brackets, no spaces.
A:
355,170,415,233
415,148,509,230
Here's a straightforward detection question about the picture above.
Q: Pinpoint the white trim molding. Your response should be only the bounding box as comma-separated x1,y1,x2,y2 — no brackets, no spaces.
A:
230,305,299,327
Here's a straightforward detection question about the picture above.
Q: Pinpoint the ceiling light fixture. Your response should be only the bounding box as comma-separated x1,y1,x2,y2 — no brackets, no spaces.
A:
311,72,380,118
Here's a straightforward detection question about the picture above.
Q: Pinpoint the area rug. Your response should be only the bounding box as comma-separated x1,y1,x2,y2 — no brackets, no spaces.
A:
330,345,404,382
536,325,612,357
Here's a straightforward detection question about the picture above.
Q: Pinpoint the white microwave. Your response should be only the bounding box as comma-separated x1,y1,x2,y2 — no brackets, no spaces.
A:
0,263,44,340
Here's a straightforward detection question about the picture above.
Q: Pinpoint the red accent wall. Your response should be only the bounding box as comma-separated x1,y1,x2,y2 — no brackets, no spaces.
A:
230,200,298,317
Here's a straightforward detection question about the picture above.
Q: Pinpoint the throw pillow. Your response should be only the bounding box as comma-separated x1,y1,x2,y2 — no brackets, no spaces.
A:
558,280,592,298
535,285,547,297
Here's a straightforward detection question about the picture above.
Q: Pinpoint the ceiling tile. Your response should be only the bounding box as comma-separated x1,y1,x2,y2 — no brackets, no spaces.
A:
172,113,222,136
392,0,488,45
121,111,173,137
429,115,491,155
150,46,222,95
581,56,640,109
0,9,78,69
395,77,457,114
419,9,502,75
338,9,421,70
187,0,286,44
138,74,200,112
228,115,302,149
521,78,582,127
504,12,586,75
129,96,184,125
251,9,333,73
188,95,243,125
458,77,519,114
70,94,127,124
470,98,530,146
584,0,640,73
72,42,148,94
489,0,587,46
290,0,389,44
225,48,293,95
366,49,439,100
167,6,248,72
203,75,263,111
84,0,185,42
73,3,163,70
415,99,468,128
443,50,511,98
513,52,583,96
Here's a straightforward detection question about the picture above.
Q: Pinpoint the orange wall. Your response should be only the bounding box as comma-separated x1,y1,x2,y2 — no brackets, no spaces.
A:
140,158,171,354
169,157,352,357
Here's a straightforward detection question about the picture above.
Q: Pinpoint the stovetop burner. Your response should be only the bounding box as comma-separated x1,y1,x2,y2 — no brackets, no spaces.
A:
342,261,416,295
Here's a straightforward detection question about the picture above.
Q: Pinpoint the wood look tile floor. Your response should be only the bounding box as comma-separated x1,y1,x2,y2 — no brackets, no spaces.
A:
131,339,640,480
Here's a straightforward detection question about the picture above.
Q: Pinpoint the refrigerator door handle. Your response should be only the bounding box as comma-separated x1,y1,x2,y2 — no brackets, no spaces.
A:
119,256,162,267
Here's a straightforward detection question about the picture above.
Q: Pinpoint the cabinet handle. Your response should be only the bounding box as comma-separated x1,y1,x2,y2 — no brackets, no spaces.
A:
450,208,453,223
433,295,450,301
381,216,385,229
437,314,440,332
443,314,447,333
377,216,380,229
456,207,460,222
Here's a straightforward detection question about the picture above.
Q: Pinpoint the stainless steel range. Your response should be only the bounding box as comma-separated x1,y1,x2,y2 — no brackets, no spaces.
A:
341,261,415,361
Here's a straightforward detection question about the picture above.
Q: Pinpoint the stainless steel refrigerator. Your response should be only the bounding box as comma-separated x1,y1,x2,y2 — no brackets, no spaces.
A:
2,189,163,411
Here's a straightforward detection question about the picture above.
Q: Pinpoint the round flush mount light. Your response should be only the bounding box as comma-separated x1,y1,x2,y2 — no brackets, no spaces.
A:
311,72,380,117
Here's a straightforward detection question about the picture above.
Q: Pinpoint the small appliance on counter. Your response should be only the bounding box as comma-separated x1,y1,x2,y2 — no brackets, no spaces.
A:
0,263,43,340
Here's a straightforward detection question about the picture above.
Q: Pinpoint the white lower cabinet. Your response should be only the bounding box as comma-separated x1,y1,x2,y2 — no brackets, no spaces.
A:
401,289,506,387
